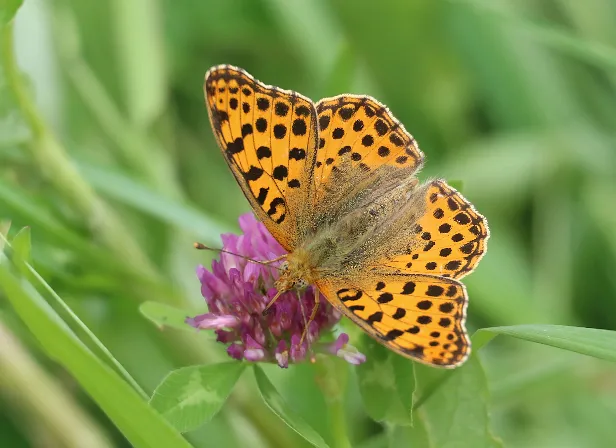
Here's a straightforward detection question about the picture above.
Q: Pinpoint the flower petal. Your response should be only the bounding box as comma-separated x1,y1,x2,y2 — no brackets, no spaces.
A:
275,340,289,368
241,334,266,361
328,333,350,354
290,334,307,362
215,330,237,344
227,343,244,360
339,348,367,365
244,348,265,361
185,313,238,330
243,261,261,284
238,213,259,234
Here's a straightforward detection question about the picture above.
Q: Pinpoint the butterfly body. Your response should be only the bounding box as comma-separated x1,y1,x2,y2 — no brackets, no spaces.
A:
281,166,421,273
204,65,489,368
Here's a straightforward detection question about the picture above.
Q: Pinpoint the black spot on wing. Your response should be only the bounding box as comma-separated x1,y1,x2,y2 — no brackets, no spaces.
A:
292,119,307,136
257,97,270,110
319,115,330,130
367,311,383,324
243,166,263,181
383,329,404,341
273,165,288,180
275,102,289,116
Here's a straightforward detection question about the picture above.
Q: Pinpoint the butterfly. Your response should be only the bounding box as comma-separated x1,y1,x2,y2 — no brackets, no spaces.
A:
203,65,489,368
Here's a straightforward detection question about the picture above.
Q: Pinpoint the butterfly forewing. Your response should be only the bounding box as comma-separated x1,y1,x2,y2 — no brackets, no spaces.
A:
316,274,470,367
313,96,424,201
205,65,318,250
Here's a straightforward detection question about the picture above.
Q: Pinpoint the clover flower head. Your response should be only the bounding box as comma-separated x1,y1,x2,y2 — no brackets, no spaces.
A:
187,213,365,367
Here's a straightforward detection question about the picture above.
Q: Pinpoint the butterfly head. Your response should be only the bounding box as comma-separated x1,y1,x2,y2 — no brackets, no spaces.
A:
274,251,313,292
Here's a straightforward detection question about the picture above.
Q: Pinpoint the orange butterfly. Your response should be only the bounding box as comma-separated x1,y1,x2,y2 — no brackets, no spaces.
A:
204,65,489,368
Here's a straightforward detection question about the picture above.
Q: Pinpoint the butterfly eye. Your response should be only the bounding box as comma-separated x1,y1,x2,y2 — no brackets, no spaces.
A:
280,261,289,271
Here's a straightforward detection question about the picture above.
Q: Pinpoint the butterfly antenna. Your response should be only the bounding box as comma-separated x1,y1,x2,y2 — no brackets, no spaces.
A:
194,242,286,269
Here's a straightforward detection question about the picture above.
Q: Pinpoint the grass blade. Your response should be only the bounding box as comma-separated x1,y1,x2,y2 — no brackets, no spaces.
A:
478,325,616,363
0,265,191,448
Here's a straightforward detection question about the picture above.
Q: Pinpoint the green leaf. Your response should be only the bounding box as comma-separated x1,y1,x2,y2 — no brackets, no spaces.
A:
0,0,22,26
388,419,430,448
0,220,10,252
10,226,30,275
140,301,201,333
356,335,415,426
10,226,30,259
478,325,616,362
356,432,388,448
150,362,246,433
414,357,503,448
0,265,191,448
253,365,330,448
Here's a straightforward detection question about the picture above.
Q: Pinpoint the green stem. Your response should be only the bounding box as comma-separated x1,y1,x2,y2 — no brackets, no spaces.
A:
330,397,352,448
315,357,352,448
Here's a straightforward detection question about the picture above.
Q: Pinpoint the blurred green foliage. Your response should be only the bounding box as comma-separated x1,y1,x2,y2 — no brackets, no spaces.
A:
2,0,616,447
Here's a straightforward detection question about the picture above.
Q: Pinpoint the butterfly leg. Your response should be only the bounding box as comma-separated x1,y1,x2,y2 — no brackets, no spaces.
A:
262,289,283,315
299,292,320,345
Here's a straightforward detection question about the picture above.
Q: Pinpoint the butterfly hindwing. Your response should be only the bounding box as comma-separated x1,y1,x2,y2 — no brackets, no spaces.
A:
380,180,489,279
313,95,424,201
316,273,470,368
205,65,319,250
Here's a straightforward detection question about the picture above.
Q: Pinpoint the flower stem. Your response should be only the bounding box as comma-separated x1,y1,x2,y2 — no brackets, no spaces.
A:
315,356,352,448
329,397,352,448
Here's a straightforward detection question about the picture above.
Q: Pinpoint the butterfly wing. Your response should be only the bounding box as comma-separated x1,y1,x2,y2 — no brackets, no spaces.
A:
313,95,424,201
378,180,489,279
311,178,486,368
205,65,318,251
316,273,470,368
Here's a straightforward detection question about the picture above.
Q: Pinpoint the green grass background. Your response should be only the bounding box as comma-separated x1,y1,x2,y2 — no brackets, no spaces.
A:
2,0,616,447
